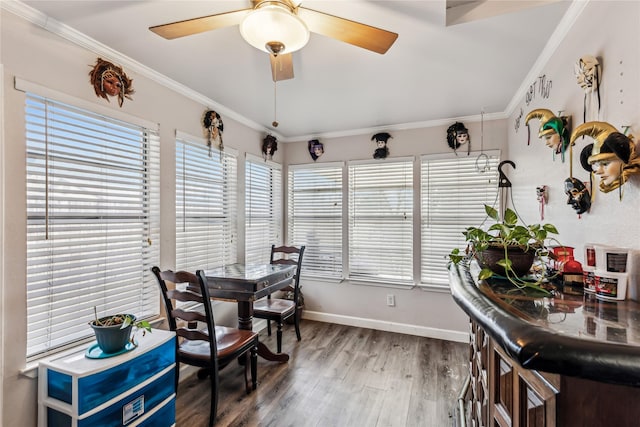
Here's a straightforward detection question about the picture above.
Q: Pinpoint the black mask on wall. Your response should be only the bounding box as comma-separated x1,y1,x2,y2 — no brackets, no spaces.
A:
563,177,591,214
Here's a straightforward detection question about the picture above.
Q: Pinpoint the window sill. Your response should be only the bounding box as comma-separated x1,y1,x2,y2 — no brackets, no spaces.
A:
21,341,93,379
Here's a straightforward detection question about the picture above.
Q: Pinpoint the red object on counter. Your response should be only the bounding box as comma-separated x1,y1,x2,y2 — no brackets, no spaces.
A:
563,258,583,273
548,246,575,273
563,257,584,286
552,246,575,260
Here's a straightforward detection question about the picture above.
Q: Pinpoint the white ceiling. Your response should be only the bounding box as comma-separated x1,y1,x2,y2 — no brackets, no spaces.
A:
16,0,572,141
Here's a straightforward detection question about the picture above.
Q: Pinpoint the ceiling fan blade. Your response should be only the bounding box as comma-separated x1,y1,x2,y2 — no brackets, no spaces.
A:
298,7,398,54
270,54,294,82
149,9,250,39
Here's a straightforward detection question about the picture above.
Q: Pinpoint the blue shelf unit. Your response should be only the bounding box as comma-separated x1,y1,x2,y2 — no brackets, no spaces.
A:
38,329,176,427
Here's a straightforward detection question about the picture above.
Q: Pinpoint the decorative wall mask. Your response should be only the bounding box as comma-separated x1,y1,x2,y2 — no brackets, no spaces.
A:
574,55,601,123
89,58,134,107
524,109,571,161
202,110,224,155
446,122,470,155
571,121,640,198
372,132,392,159
262,134,278,160
536,185,548,220
563,177,591,215
308,139,324,161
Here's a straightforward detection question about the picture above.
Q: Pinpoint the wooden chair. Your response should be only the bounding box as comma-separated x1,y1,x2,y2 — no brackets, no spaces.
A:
152,267,258,427
253,245,305,353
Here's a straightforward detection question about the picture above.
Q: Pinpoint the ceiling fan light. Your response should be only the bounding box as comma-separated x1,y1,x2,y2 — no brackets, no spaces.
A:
240,5,309,54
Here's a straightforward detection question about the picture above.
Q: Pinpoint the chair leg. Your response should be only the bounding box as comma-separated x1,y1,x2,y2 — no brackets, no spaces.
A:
243,352,251,394
276,321,283,353
197,368,210,379
209,368,219,427
250,344,258,391
267,320,272,336
294,308,302,342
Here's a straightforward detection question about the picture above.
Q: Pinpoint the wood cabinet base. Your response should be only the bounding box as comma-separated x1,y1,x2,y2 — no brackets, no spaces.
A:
467,320,640,427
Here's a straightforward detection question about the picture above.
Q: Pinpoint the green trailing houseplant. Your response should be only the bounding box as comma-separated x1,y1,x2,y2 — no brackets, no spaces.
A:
448,204,560,293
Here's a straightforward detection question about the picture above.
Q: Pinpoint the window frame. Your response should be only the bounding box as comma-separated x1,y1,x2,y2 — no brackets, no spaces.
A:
287,162,344,281
420,150,501,290
175,131,238,272
347,157,415,287
24,92,160,359
245,153,282,264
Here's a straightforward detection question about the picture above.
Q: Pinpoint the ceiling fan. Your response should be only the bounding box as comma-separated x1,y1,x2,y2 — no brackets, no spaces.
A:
149,0,398,82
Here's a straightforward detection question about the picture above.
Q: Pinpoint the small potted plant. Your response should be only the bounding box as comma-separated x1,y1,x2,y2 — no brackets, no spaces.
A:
448,205,560,293
89,309,152,354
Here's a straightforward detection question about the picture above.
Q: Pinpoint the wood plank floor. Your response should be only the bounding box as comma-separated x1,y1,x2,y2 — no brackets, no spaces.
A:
175,320,468,427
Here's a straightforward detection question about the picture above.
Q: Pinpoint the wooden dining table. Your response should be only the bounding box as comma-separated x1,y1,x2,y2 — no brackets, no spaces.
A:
192,263,296,363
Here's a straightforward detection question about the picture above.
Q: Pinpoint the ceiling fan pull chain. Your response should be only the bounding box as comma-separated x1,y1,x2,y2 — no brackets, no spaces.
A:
273,64,279,127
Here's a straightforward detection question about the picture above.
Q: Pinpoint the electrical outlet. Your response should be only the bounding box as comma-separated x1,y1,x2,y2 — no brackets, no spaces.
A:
386,294,395,307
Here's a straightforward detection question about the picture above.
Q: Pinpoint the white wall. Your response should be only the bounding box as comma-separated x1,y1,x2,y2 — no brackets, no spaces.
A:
2,1,640,426
506,1,640,261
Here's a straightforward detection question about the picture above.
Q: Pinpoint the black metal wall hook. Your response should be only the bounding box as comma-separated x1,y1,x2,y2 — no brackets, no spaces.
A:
498,160,516,188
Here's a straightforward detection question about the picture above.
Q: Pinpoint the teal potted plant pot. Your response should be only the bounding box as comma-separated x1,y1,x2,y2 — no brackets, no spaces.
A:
89,314,152,353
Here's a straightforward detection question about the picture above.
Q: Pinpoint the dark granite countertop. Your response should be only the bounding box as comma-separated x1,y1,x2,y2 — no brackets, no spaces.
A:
449,261,640,387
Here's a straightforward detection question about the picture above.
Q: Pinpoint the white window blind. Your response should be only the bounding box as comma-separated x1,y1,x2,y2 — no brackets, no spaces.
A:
176,138,237,272
25,94,160,358
348,159,413,285
245,156,282,264
421,151,500,287
288,163,343,279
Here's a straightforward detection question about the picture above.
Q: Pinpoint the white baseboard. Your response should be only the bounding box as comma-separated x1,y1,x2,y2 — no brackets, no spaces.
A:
301,310,469,343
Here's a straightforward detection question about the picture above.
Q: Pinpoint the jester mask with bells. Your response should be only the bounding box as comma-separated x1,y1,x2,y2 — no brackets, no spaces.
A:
525,109,570,161
89,58,134,107
570,121,640,195
372,132,392,159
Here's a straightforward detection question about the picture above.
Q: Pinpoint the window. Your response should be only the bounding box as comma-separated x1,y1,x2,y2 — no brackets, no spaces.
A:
421,151,500,288
25,94,160,358
348,159,413,285
245,155,282,264
175,134,238,272
288,163,343,279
